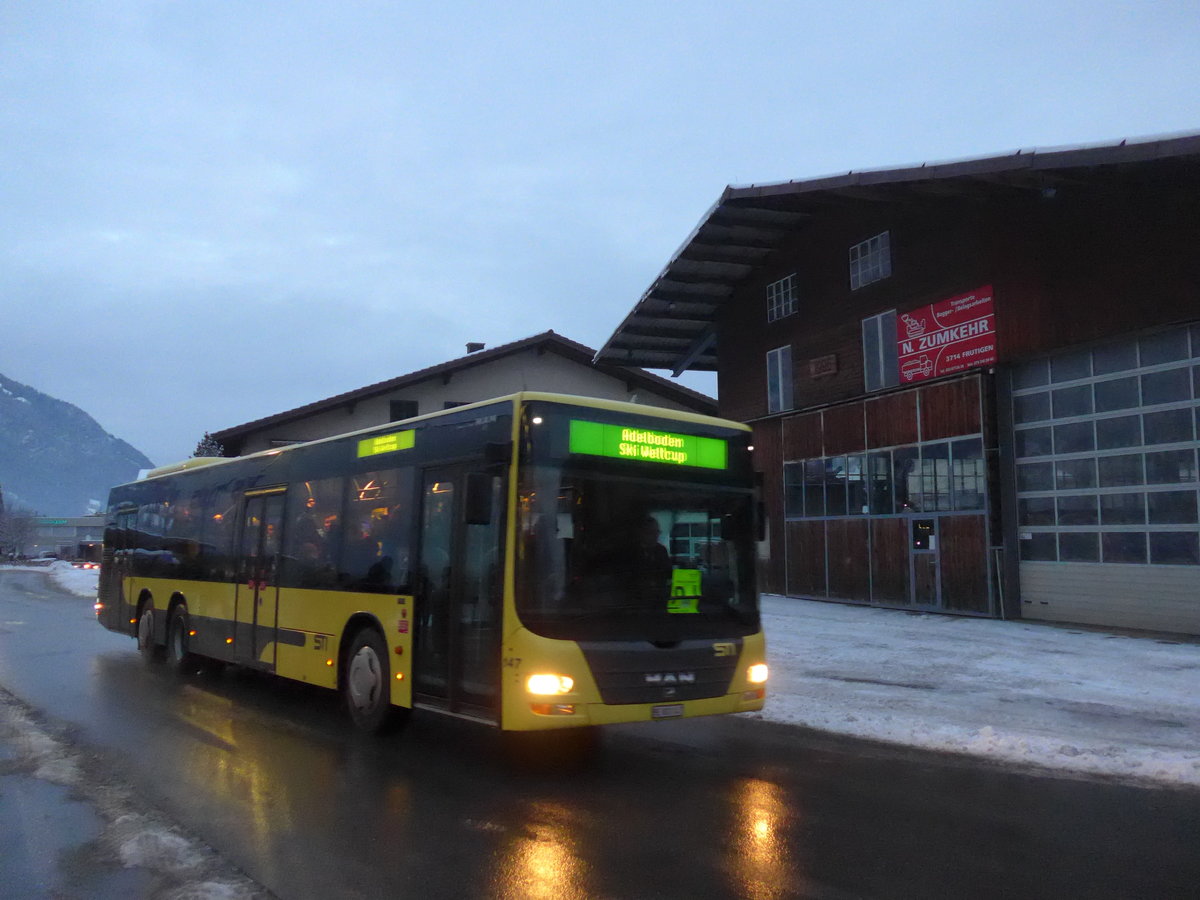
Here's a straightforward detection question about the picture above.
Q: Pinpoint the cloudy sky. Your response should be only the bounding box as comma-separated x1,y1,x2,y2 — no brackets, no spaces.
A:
3,1,1197,466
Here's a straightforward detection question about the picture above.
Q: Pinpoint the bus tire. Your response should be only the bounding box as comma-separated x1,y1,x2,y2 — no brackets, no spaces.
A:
342,627,402,734
137,602,164,663
166,603,196,673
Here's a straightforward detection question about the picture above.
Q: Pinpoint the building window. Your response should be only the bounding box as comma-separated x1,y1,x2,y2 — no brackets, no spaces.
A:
443,401,467,409
849,231,892,290
783,438,986,519
862,310,899,392
766,345,793,414
767,274,797,322
389,399,418,421
1012,323,1200,566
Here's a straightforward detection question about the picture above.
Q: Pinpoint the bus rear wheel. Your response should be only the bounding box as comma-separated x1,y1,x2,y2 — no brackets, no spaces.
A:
166,604,196,673
137,603,163,663
343,628,403,734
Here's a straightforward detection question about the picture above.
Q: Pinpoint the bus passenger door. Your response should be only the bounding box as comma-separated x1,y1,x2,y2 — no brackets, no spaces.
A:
234,491,285,668
414,468,504,716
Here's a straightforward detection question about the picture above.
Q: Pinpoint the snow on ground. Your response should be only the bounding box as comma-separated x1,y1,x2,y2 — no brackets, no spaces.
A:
757,594,1200,788
9,564,1200,788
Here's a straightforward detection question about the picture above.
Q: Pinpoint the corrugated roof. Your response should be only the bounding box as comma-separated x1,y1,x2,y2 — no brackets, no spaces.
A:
596,132,1200,374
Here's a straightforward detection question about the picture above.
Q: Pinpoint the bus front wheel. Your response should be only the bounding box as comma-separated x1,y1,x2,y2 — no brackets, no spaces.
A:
342,628,403,734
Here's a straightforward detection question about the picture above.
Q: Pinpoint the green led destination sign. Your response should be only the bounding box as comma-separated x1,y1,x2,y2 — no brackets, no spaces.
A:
357,429,415,458
568,420,727,470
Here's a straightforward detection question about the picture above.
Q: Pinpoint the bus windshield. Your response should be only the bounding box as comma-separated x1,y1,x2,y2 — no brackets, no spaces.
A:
517,463,759,642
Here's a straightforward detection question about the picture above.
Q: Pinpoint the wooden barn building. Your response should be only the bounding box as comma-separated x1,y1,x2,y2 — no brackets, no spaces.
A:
599,134,1200,635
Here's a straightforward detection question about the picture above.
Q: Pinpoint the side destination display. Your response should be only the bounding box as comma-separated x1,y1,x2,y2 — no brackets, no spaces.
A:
568,420,727,470
357,429,415,458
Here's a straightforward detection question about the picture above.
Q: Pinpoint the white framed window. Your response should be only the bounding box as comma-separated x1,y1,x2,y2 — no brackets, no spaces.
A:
766,274,797,322
862,310,898,392
767,345,794,413
849,231,892,290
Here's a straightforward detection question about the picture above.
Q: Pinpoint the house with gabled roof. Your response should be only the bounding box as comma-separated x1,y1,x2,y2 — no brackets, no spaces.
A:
211,330,716,457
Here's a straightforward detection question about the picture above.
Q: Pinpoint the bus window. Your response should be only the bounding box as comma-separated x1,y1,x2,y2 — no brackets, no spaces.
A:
340,469,414,592
518,466,758,642
282,477,344,588
201,487,238,582
165,492,204,579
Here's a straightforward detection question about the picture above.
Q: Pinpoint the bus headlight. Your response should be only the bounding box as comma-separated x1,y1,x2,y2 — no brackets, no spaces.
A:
747,663,769,684
526,673,575,695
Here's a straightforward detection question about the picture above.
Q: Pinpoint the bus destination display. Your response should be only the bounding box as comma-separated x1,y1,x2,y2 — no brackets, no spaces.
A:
568,419,727,470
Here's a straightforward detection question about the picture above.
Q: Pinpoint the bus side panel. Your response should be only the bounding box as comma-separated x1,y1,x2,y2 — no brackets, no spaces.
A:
271,588,414,707
183,579,239,660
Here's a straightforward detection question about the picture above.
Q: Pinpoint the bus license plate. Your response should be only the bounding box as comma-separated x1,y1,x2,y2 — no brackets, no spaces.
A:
652,704,684,719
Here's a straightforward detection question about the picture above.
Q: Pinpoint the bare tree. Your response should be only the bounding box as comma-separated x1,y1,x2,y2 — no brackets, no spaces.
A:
0,505,38,560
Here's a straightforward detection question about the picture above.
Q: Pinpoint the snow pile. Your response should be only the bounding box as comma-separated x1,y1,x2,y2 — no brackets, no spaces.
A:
0,686,264,898
757,595,1200,787
46,560,102,597
0,696,81,785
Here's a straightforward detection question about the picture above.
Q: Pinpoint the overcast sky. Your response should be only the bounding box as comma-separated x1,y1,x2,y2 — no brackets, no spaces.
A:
3,1,1197,466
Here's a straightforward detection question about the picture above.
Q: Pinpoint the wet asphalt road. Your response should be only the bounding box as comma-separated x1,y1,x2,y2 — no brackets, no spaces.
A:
2,570,1199,899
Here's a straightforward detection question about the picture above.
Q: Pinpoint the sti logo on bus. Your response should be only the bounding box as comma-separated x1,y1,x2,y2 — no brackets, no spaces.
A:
568,420,727,470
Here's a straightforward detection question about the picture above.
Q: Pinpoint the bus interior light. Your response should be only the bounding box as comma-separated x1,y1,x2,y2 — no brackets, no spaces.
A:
747,663,769,684
526,674,574,695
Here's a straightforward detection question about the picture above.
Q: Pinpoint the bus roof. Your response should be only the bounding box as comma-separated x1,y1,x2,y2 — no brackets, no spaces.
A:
125,392,751,488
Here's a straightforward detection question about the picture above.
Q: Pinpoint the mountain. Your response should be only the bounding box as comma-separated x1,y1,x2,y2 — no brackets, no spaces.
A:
0,373,153,515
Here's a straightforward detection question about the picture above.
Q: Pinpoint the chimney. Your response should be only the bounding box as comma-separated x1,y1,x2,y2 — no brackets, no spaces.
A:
466,342,485,353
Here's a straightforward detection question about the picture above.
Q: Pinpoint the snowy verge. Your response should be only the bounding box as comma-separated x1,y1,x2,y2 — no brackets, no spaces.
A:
756,595,1200,788
0,686,266,899
1,561,100,598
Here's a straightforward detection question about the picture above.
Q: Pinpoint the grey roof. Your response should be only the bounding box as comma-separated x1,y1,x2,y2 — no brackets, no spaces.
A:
596,132,1200,374
211,330,716,443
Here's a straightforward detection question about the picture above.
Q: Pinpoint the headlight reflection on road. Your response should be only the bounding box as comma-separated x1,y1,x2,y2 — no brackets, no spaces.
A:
493,802,588,900
731,777,793,900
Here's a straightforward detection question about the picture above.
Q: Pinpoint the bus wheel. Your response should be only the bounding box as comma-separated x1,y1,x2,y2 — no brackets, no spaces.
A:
343,628,402,734
137,603,163,663
166,604,195,672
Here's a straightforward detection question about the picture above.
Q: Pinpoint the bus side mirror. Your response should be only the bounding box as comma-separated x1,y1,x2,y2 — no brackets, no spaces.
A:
464,472,494,526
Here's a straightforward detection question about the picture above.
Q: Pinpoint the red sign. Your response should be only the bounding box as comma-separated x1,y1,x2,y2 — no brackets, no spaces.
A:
896,286,996,383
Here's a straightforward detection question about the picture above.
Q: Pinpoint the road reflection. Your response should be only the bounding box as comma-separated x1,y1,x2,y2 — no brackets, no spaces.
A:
729,776,797,900
86,652,813,899
493,800,588,900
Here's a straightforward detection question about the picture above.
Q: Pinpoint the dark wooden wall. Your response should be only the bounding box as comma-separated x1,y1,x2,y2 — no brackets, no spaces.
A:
716,187,1199,424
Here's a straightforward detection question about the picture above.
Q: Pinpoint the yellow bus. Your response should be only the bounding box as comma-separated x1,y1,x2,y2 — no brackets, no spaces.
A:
97,393,767,733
